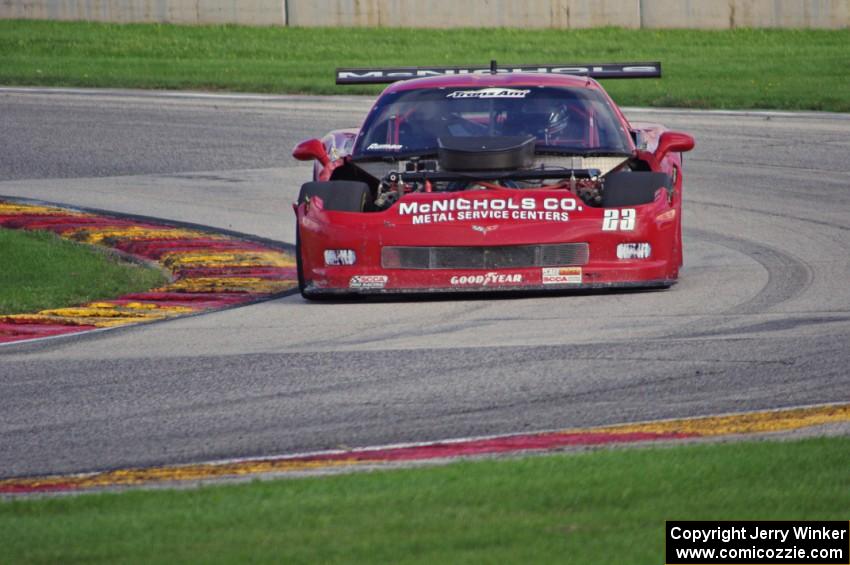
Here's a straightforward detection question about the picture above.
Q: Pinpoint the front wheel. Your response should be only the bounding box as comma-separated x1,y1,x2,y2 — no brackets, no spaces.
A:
601,172,671,207
297,180,371,212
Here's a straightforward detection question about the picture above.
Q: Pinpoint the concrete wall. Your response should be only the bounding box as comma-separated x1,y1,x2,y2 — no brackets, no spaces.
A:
0,0,288,25
1,0,848,28
640,0,849,29
286,0,641,28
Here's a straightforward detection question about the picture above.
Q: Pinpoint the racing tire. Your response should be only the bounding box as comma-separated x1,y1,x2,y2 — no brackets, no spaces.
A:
297,181,371,212
601,172,671,207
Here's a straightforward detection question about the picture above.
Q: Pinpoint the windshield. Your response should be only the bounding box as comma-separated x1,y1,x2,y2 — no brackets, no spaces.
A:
353,86,632,159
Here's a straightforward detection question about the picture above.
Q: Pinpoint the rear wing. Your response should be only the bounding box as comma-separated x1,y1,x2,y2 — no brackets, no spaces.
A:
335,61,661,85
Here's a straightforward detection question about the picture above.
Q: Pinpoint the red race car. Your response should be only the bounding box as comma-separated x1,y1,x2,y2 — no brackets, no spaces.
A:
292,62,694,298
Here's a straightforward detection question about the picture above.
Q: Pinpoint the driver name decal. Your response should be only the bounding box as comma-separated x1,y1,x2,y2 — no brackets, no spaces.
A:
398,197,578,225
446,88,530,99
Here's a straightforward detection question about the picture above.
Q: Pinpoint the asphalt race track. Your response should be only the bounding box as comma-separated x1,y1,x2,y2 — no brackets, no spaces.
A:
1,88,848,478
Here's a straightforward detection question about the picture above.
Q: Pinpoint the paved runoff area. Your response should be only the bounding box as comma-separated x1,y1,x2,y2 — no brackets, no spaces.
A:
0,88,848,484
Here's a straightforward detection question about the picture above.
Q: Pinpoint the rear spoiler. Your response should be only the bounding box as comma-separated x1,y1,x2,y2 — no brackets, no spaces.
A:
336,61,661,85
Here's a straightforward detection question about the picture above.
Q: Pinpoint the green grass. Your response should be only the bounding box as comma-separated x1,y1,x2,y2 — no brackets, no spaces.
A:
1,21,849,110
1,437,847,564
0,228,167,314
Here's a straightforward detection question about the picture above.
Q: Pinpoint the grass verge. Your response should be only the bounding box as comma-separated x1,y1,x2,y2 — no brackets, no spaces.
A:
0,21,849,111
0,228,167,314
1,437,848,563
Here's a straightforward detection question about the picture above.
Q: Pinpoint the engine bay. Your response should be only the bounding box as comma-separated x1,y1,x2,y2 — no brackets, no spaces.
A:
344,154,634,212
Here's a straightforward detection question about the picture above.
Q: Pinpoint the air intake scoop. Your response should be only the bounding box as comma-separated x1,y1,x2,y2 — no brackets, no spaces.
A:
437,135,535,171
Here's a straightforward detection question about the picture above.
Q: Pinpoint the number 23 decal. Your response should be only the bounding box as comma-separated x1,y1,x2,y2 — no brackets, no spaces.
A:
602,209,635,231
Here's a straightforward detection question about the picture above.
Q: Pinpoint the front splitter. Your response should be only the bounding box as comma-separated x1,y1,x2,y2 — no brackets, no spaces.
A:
303,278,676,297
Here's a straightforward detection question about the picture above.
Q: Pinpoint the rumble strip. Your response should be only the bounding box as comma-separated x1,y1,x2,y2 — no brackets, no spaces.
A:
1,403,847,495
0,200,297,344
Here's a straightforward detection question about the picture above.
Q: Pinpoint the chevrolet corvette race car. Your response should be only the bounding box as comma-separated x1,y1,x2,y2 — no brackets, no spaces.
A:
292,62,694,298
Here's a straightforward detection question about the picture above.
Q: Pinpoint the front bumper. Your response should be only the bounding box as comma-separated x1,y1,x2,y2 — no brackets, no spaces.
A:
296,191,680,295
302,263,676,295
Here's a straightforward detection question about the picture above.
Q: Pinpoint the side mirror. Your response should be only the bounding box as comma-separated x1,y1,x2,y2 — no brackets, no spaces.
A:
655,131,695,162
292,138,330,166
